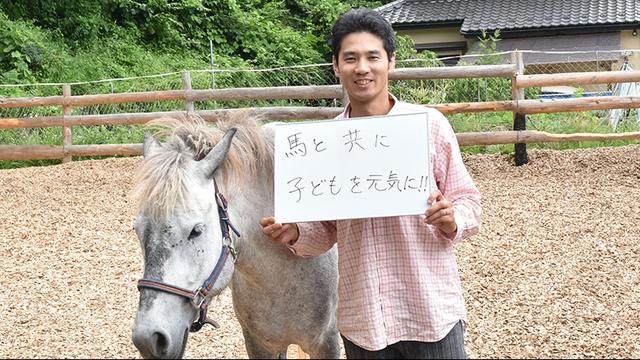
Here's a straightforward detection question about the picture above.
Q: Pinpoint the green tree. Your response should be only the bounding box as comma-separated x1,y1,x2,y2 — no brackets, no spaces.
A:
0,12,70,84
0,0,393,84
1,0,110,46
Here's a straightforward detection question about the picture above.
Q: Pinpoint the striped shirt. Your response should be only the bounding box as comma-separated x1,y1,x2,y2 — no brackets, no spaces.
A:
289,96,482,351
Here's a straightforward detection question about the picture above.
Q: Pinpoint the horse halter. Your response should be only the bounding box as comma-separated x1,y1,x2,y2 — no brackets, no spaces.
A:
137,181,241,333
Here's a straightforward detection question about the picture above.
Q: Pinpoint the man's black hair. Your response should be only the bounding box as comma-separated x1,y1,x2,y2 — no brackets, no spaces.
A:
331,8,396,62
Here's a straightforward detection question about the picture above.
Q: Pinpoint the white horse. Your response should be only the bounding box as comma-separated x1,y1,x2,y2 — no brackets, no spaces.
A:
130,116,340,358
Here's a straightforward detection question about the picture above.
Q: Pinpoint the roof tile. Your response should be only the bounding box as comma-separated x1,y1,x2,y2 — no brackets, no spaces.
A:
377,0,640,33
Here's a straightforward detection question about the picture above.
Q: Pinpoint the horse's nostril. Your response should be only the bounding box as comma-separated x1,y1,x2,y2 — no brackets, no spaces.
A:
132,326,178,359
152,331,170,356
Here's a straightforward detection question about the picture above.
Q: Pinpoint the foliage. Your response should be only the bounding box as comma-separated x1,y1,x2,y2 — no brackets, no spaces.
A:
1,0,108,46
389,35,447,104
474,29,502,65
442,30,511,103
0,0,402,86
0,12,70,84
394,35,439,63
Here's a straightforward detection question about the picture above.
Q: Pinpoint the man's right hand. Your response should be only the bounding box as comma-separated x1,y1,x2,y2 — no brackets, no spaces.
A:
259,217,300,245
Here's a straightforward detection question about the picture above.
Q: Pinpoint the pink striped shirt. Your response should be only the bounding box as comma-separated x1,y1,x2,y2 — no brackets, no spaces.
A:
289,96,482,351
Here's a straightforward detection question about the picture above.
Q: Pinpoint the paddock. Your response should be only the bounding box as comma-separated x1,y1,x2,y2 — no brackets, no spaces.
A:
1,144,639,358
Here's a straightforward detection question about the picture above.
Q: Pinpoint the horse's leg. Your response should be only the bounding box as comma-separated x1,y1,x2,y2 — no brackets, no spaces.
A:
241,327,284,359
306,330,341,359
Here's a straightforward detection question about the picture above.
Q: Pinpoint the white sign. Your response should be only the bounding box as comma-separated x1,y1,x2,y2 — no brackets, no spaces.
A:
274,112,433,223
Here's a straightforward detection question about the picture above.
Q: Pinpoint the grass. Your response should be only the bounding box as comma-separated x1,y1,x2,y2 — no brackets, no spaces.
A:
0,125,146,169
448,111,640,155
1,111,639,169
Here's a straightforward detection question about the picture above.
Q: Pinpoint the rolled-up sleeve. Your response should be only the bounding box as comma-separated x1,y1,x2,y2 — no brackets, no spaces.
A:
430,110,482,245
288,221,338,257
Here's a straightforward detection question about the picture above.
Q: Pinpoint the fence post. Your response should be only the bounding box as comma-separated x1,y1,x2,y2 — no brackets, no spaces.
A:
62,84,73,163
511,50,528,166
181,70,195,113
209,39,216,89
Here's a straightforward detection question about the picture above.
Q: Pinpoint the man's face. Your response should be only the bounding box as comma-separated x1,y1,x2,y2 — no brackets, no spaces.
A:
333,32,395,107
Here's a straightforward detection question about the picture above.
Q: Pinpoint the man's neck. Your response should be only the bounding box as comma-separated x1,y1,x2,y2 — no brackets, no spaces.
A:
348,94,394,118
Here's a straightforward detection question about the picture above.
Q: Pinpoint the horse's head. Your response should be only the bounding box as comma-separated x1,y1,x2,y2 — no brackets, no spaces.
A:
131,127,237,359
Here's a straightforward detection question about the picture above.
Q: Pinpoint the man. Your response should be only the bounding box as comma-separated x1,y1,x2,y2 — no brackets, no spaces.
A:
260,8,482,359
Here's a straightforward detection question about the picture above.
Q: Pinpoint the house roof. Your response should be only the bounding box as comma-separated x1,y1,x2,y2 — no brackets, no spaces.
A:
377,0,640,35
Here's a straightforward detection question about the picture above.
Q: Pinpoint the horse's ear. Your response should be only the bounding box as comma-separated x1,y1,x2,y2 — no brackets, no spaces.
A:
199,128,237,178
142,133,162,158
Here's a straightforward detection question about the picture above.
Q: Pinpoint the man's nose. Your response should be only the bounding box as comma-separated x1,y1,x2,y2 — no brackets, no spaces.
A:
355,60,370,74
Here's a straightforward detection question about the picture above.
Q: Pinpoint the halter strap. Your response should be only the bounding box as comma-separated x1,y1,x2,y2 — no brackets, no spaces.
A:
137,180,240,333
214,180,241,249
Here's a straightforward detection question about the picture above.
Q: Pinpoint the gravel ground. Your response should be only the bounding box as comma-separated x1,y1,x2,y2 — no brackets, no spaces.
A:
1,145,639,359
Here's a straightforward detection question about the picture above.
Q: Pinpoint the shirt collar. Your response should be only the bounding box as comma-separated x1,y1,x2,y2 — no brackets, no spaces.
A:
343,93,399,118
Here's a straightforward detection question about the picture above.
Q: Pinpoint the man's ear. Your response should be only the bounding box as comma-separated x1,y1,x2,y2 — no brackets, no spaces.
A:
389,52,396,71
332,56,340,78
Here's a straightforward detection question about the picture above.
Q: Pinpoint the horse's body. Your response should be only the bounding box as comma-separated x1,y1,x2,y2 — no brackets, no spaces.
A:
131,116,339,358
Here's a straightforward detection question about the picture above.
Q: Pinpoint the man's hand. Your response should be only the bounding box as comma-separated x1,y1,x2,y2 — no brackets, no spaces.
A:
259,217,300,245
425,190,457,234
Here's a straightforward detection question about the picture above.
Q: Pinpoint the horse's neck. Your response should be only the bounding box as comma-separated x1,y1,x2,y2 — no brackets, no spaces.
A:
220,172,287,275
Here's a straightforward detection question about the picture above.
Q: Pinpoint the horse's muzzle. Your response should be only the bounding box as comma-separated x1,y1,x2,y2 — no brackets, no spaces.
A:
132,325,189,359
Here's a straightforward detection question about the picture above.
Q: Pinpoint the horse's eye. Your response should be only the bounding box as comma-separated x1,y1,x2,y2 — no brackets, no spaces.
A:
189,224,204,239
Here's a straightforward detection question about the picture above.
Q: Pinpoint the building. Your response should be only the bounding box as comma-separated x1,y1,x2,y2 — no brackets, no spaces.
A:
377,0,640,74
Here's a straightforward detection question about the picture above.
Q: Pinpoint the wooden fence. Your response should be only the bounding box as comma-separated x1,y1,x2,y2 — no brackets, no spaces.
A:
2,51,640,166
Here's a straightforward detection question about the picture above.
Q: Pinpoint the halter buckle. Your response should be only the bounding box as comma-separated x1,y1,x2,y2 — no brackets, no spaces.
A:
224,239,238,262
191,288,207,308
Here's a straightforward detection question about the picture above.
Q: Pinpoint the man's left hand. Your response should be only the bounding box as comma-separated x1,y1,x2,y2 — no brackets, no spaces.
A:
425,190,457,234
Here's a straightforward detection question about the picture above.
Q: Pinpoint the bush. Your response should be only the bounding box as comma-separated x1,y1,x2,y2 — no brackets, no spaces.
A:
0,13,70,84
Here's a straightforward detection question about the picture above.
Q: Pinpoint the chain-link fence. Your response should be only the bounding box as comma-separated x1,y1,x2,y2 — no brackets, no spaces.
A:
189,65,339,110
1,50,639,141
399,50,640,138
516,50,639,140
1,50,637,108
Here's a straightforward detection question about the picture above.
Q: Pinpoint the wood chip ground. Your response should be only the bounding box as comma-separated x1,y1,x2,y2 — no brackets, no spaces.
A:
1,145,639,358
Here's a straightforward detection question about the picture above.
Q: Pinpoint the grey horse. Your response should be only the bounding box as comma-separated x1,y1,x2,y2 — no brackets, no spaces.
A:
130,116,340,358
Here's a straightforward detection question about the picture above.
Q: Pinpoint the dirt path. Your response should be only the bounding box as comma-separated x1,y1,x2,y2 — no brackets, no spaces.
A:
1,145,638,358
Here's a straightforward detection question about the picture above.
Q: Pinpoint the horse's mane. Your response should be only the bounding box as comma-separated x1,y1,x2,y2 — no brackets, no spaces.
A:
132,112,274,222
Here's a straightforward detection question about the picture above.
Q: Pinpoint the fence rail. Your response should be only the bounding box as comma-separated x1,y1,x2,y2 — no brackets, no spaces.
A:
0,86,344,109
5,129,640,161
5,94,638,129
2,51,640,166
